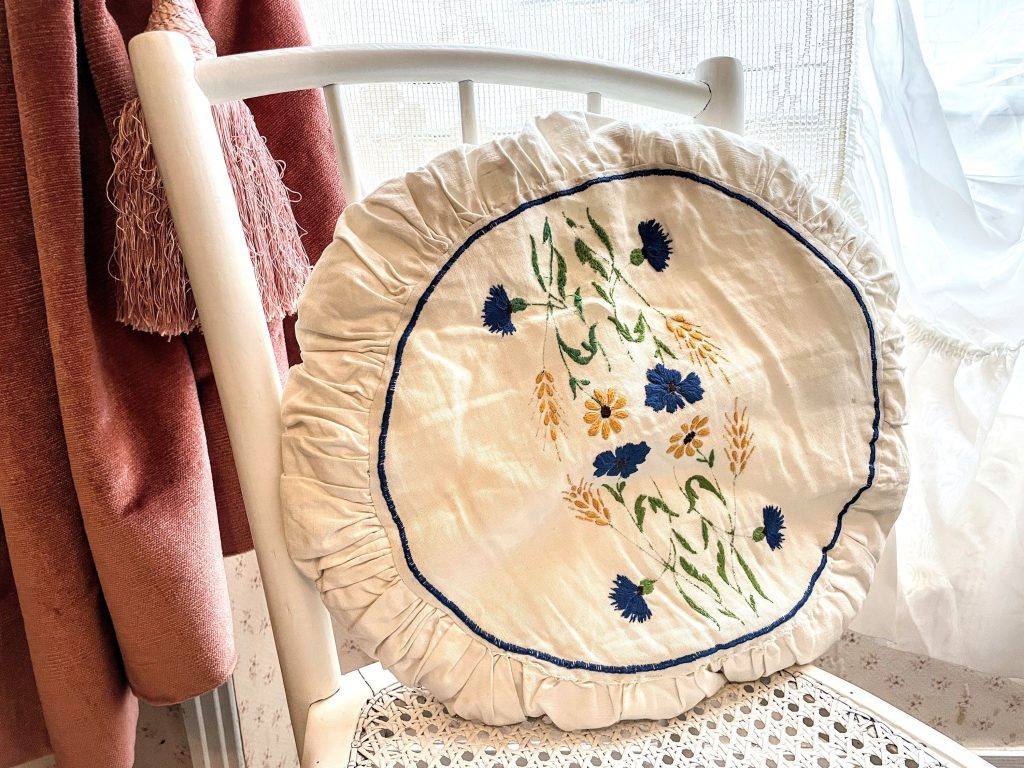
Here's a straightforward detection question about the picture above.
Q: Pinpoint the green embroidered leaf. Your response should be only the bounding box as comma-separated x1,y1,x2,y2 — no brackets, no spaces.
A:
542,217,552,243
707,449,715,469
752,526,766,542
572,287,585,321
578,378,590,387
681,591,718,627
749,594,757,612
632,495,647,532
530,235,545,291
575,238,608,279
716,541,729,584
579,324,599,355
720,607,740,620
654,337,677,361
684,474,727,507
679,556,721,600
568,375,580,399
701,519,710,549
555,247,567,300
602,483,624,505
587,208,614,257
565,216,579,229
736,550,770,600
632,313,648,343
647,495,678,519
609,315,633,342
672,530,697,555
556,327,598,365
612,313,648,344
592,281,612,304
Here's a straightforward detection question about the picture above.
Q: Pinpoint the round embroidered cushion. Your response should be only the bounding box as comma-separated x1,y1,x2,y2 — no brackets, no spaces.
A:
281,112,908,729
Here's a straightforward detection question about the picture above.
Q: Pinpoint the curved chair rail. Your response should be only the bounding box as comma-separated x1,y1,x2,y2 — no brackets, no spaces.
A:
195,43,713,113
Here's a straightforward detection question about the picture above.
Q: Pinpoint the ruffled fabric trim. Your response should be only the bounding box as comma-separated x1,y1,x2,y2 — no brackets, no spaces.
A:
281,112,909,729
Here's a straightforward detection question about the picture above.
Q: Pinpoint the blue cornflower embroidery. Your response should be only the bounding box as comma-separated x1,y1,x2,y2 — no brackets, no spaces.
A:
593,441,651,478
609,575,654,623
481,284,527,335
644,364,704,413
633,219,672,272
754,505,786,550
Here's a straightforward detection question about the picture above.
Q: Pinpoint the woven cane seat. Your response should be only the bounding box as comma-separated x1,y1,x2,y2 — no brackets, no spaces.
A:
348,668,960,768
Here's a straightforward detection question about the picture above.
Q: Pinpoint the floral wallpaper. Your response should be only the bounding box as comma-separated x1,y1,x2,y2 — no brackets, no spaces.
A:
226,553,299,768
818,632,1024,746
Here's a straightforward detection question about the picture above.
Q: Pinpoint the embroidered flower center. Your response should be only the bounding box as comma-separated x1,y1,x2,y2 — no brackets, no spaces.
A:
666,415,711,460
584,389,630,440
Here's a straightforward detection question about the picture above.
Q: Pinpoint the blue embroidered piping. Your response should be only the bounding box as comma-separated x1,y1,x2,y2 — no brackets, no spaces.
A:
377,168,881,674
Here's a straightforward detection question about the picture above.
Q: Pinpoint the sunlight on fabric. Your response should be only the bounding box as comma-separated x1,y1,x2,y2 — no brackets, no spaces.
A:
845,0,1024,678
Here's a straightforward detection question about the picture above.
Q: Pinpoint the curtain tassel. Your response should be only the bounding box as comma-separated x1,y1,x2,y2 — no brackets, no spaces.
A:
109,0,309,336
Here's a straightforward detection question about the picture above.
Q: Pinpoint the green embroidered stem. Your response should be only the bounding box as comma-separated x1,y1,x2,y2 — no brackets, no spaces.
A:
668,467,754,604
670,571,721,629
696,447,742,592
608,522,669,576
610,503,722,606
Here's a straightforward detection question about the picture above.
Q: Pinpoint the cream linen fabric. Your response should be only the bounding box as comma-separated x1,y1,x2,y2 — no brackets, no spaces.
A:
281,112,908,729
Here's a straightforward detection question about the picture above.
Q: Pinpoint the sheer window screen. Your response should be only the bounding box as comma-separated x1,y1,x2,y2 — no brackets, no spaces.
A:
299,0,856,199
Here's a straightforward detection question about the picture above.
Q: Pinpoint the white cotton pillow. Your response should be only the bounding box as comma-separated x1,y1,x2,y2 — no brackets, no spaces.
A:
280,112,908,729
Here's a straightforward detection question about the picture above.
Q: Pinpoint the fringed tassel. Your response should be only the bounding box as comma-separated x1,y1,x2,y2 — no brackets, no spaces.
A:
213,101,310,330
110,100,195,335
109,97,309,336
108,0,309,337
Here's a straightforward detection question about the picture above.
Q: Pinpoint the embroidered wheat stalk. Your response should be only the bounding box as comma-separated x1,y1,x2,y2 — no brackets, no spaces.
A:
563,476,611,526
724,398,755,477
534,369,562,443
665,315,730,382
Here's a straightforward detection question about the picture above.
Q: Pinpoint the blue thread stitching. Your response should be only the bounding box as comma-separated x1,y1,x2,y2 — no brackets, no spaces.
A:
377,168,880,674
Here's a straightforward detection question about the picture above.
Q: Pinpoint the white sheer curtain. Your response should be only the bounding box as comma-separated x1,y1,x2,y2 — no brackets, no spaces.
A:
297,0,1024,677
845,0,1024,678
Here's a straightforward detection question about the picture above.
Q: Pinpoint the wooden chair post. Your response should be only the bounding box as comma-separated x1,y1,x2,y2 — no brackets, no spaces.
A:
128,30,342,756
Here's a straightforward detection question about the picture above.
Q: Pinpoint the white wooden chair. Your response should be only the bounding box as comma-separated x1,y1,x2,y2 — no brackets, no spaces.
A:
128,31,989,768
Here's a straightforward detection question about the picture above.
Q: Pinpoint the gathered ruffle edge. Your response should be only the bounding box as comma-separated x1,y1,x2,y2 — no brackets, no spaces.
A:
280,112,909,729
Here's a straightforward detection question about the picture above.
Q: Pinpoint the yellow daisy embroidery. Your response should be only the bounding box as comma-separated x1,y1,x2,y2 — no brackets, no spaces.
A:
584,388,628,439
667,415,711,458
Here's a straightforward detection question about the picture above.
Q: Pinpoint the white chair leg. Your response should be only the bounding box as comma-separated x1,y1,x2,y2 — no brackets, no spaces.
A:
301,668,376,768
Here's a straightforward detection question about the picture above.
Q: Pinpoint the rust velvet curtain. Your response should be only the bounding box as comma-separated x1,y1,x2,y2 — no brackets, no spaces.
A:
0,1,342,764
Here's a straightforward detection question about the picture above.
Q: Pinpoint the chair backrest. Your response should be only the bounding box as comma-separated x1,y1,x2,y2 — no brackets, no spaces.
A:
127,30,743,754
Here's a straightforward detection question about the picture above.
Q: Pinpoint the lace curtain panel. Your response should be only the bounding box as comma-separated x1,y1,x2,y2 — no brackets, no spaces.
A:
300,0,856,198
297,0,1024,678
843,0,1024,678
